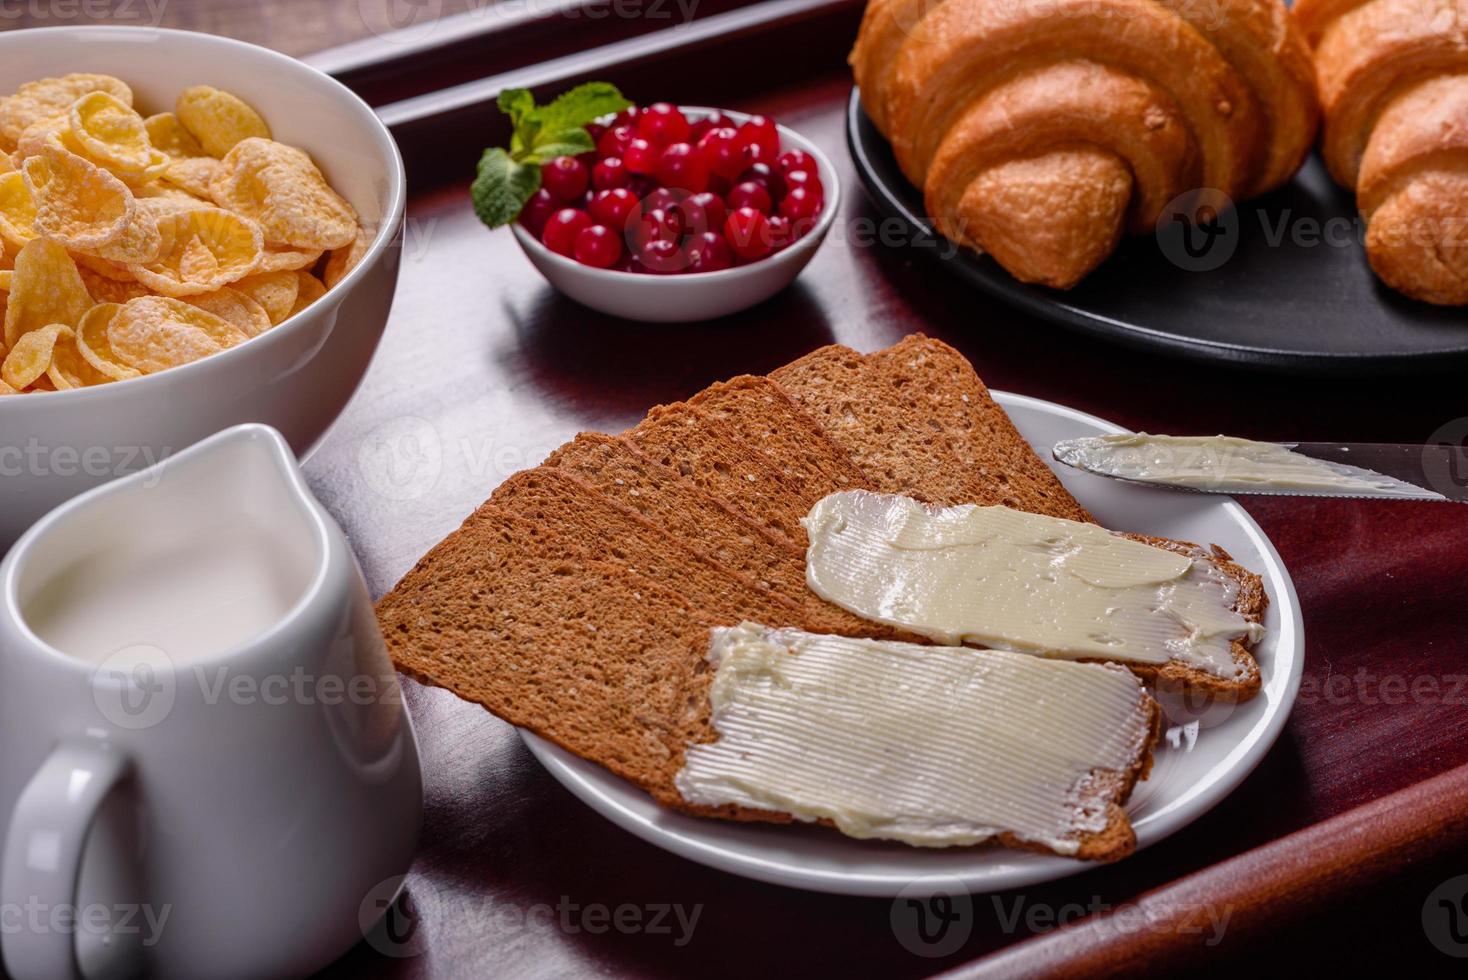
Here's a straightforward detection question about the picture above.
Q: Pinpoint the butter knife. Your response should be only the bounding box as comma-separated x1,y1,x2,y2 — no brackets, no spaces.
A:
1051,434,1468,502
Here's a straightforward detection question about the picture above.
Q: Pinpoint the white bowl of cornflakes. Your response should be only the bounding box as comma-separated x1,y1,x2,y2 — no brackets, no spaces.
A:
0,27,405,546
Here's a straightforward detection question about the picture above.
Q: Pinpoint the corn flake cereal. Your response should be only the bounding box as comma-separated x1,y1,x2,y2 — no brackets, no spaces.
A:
185,286,270,337
210,138,356,250
4,238,91,348
176,86,270,158
0,73,360,392
2,321,69,388
0,74,132,145
129,206,262,296
108,295,247,373
76,303,140,381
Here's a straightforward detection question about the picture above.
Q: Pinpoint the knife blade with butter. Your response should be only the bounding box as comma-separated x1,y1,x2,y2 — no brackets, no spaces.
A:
1052,434,1467,502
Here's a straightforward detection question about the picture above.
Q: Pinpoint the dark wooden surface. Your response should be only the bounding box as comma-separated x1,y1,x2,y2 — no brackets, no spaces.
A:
4,5,1467,977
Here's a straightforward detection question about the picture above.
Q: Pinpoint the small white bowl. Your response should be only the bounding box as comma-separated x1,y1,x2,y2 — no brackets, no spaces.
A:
511,107,840,322
0,27,406,547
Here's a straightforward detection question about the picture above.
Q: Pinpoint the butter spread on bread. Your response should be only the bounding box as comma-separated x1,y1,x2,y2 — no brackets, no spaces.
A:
676,623,1158,853
803,491,1265,680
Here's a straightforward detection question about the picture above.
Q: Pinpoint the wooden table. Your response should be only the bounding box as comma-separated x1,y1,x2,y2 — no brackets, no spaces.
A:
8,4,1468,976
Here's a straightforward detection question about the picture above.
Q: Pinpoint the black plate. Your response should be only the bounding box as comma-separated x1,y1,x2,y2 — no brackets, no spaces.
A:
845,89,1468,374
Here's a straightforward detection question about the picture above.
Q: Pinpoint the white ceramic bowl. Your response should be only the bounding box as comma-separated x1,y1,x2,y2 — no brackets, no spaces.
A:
511,107,839,322
0,27,406,547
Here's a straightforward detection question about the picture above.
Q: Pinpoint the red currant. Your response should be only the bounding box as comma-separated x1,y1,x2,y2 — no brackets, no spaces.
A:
639,237,685,274
724,206,771,262
782,168,821,197
589,188,638,229
573,224,622,268
541,156,588,203
737,115,780,160
697,127,747,181
669,197,712,239
518,188,559,239
585,122,607,144
637,102,691,147
542,207,590,257
776,149,816,175
656,142,710,193
686,191,726,235
624,138,659,175
613,106,641,127
687,231,733,272
592,157,630,190
596,124,635,160
641,186,687,214
726,180,773,214
613,251,644,274
737,161,784,201
766,214,794,251
779,185,823,224
633,206,683,251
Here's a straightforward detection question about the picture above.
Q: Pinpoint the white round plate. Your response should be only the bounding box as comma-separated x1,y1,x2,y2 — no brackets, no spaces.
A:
520,391,1305,896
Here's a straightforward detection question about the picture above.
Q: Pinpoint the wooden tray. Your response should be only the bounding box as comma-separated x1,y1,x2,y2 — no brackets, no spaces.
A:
298,3,1468,974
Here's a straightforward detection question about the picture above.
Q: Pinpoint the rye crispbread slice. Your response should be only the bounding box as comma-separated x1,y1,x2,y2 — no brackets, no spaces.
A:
377,504,1158,859
543,432,916,641
625,403,814,546
687,375,875,494
771,336,1266,701
490,468,802,629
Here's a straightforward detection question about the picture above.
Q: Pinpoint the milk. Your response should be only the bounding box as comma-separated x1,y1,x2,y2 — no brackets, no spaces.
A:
23,521,304,665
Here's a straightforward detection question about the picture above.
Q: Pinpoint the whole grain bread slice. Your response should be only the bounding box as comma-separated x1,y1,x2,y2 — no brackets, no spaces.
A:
769,343,983,504
688,375,876,494
491,468,802,629
871,334,1094,522
543,432,918,641
625,403,814,546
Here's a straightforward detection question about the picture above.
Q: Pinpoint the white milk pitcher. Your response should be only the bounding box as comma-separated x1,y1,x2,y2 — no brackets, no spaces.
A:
0,424,422,979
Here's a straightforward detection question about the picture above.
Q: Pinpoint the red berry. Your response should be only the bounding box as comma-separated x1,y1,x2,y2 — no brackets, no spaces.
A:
776,149,816,175
597,124,634,159
633,206,683,251
639,237,685,274
541,156,588,203
737,161,784,201
737,115,780,160
726,180,772,214
573,224,622,268
779,185,823,224
518,188,559,239
782,168,822,197
586,122,607,143
656,142,710,193
686,191,726,235
687,231,733,272
613,251,644,274
724,206,771,262
641,187,687,214
637,102,691,147
628,173,658,199
615,106,641,126
765,214,794,251
698,127,746,181
542,207,590,257
589,188,639,229
624,138,659,175
592,157,630,190
669,198,712,239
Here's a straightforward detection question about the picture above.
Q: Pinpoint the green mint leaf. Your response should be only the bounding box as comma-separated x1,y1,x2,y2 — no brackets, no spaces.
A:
471,147,541,228
531,82,630,134
496,88,534,126
523,126,595,164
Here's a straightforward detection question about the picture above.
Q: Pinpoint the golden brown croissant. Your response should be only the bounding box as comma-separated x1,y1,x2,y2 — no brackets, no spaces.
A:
851,0,1319,288
1294,0,1468,305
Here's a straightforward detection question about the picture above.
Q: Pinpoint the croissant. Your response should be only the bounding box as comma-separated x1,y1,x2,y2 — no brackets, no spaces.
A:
851,0,1319,288
1294,0,1468,305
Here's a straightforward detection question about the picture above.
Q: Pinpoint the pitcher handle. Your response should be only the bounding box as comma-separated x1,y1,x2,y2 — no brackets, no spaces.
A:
2,738,130,980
